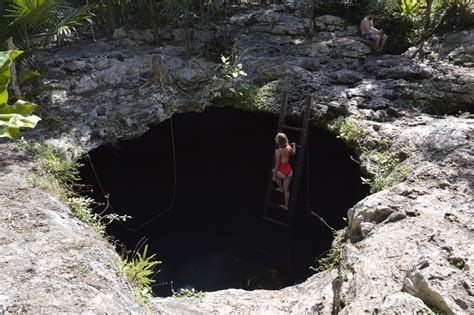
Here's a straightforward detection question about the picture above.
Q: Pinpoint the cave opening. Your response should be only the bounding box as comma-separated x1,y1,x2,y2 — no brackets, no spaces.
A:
79,107,368,297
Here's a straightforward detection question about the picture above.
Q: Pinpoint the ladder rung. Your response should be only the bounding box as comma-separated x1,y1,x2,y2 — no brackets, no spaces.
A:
280,124,303,131
262,216,289,227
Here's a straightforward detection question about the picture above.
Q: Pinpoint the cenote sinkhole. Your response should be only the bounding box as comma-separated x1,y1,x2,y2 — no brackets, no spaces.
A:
79,107,368,297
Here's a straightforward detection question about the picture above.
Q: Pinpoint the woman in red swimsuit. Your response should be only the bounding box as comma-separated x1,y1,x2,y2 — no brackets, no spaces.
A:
272,132,296,210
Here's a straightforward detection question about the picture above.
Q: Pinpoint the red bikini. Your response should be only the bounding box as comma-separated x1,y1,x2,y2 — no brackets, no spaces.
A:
277,148,293,177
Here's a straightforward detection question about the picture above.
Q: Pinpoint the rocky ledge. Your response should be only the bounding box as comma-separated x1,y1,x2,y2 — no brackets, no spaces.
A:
1,7,473,314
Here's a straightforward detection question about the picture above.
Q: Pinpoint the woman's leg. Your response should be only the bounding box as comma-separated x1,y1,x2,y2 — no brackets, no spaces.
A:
273,169,284,192
282,176,291,210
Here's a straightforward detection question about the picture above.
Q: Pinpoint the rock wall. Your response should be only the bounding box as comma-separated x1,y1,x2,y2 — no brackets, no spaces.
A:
1,7,473,314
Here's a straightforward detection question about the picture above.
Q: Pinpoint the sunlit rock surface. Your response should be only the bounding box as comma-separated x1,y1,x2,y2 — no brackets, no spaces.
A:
0,7,473,314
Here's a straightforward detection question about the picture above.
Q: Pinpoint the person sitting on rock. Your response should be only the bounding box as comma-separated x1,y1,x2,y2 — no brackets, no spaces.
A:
272,132,296,210
360,10,388,54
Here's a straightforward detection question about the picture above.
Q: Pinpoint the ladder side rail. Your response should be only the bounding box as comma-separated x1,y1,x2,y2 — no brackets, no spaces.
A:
288,95,312,227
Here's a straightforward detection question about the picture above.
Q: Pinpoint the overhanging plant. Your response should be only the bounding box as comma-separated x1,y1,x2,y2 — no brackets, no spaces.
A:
0,50,40,139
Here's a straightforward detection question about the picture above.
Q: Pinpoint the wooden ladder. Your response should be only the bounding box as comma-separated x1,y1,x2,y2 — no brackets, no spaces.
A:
262,94,312,229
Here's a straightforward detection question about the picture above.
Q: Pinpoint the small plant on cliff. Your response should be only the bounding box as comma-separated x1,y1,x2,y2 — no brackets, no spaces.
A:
172,287,205,298
121,244,161,304
311,229,345,272
362,150,412,193
210,54,250,105
329,116,369,148
221,55,247,86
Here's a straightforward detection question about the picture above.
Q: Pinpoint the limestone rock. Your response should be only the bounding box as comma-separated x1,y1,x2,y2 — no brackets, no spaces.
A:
255,9,280,24
360,98,393,110
94,58,110,70
71,75,98,94
406,29,474,67
365,56,432,80
112,27,127,39
0,295,8,314
127,29,155,43
314,15,345,32
328,37,372,59
403,256,467,314
65,60,86,72
380,292,428,314
329,69,363,84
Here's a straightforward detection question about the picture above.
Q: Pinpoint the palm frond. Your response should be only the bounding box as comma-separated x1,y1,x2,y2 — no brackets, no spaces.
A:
45,5,93,45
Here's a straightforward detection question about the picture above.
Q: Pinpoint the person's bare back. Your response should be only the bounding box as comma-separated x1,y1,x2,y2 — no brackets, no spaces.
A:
360,16,372,35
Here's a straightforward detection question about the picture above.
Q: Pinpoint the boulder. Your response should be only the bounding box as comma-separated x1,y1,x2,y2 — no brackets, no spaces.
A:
380,292,428,314
328,37,371,59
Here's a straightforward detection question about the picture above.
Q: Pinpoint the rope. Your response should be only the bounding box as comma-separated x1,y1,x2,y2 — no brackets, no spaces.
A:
119,116,177,232
33,103,177,232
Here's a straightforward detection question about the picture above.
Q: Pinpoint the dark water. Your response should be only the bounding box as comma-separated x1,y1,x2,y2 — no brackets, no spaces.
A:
79,107,367,296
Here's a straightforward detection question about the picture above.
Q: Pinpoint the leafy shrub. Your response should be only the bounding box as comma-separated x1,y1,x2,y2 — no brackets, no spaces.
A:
89,0,225,33
0,0,92,51
311,229,344,272
0,50,40,139
431,0,474,32
329,116,369,147
362,150,412,192
121,244,161,304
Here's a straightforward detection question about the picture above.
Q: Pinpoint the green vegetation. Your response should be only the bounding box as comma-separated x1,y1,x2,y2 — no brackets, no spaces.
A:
18,141,160,305
0,0,92,51
362,150,412,193
219,80,281,111
311,229,344,272
221,55,247,81
121,244,161,304
18,141,129,234
172,287,205,298
87,0,225,35
431,0,474,33
0,50,40,139
447,256,465,269
329,116,411,193
211,54,271,111
328,116,369,147
309,0,474,54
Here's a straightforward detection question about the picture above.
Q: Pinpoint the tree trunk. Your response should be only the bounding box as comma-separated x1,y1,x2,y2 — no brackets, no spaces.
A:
6,37,22,99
